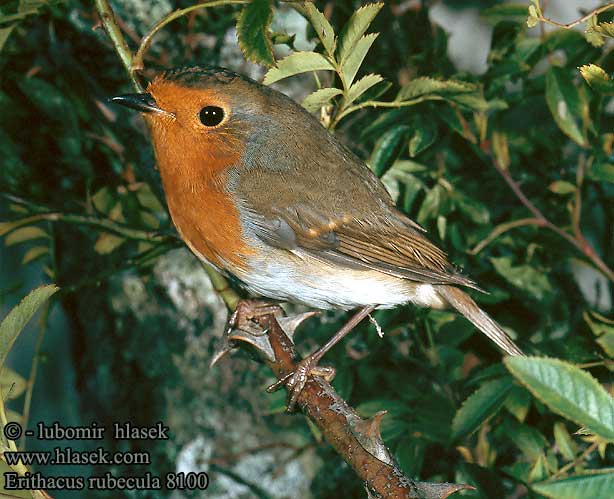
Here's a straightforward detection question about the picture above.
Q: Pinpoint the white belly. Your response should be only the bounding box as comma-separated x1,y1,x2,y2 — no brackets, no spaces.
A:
232,248,447,311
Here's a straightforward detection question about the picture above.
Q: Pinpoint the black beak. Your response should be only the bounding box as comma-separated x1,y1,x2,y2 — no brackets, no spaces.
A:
109,93,163,114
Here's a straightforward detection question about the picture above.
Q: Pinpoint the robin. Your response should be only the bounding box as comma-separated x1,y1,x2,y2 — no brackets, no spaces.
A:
112,66,524,408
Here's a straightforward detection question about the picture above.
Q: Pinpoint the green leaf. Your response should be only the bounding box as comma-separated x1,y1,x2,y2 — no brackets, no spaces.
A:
22,245,49,264
592,21,614,39
94,233,125,255
236,0,274,67
505,357,614,441
304,3,335,56
480,4,531,25
0,285,58,369
4,226,48,247
585,15,605,47
0,367,27,400
397,77,487,111
340,32,378,88
584,311,614,358
490,256,552,301
545,68,588,147
336,2,383,65
263,51,334,85
504,385,531,422
302,87,342,113
368,125,411,177
553,422,576,461
579,64,614,94
532,472,614,499
345,73,383,105
397,77,476,101
408,119,437,157
451,377,513,441
0,24,15,52
588,163,614,183
548,180,576,195
527,4,539,28
417,184,444,226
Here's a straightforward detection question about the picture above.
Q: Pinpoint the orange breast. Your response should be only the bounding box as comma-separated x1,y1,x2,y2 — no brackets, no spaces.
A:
148,119,254,272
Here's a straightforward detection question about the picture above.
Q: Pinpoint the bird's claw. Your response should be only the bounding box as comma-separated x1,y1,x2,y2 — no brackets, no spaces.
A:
267,354,335,412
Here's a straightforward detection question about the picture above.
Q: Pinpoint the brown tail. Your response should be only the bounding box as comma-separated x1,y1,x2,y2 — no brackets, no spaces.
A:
437,286,524,356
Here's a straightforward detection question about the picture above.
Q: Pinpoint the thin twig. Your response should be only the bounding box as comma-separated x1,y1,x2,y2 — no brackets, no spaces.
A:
535,2,614,30
551,441,599,479
94,0,143,91
132,0,248,73
469,217,545,255
491,161,613,281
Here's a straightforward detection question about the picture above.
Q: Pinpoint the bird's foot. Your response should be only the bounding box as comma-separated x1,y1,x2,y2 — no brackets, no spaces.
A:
210,299,284,367
266,353,335,412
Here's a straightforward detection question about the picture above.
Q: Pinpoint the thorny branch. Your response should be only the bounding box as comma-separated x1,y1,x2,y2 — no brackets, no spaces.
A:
93,1,473,496
226,311,472,499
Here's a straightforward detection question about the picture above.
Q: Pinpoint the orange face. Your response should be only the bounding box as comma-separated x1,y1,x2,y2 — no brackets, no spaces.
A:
140,76,255,271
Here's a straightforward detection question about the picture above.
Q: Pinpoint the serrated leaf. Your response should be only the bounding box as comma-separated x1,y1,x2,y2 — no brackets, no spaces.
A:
593,21,614,38
490,256,552,301
304,3,335,56
505,357,614,441
94,233,125,255
22,246,49,264
553,422,577,461
545,67,588,147
236,0,274,67
0,367,27,400
397,77,487,110
368,125,411,177
548,180,576,195
301,87,342,113
532,472,614,499
263,51,334,85
585,15,605,47
345,73,383,105
451,377,512,441
0,285,58,369
504,385,531,422
397,77,477,101
4,226,48,246
336,2,383,64
580,64,614,94
584,311,614,357
340,32,378,88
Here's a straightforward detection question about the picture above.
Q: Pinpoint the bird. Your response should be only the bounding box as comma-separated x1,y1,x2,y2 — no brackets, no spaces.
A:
112,66,524,408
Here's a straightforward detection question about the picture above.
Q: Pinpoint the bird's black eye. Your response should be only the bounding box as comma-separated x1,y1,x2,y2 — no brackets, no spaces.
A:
199,106,225,127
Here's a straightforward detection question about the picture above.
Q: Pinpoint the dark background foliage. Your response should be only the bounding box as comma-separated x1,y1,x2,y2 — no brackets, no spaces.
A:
0,1,613,498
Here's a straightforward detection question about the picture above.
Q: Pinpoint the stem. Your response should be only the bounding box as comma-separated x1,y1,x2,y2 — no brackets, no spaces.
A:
536,2,614,29
94,0,143,92
551,441,599,479
492,162,613,281
331,95,445,129
132,0,248,72
20,301,51,451
469,218,545,255
4,212,165,243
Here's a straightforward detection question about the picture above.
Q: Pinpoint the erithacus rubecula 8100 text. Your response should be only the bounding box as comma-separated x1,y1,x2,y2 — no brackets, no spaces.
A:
112,66,523,407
